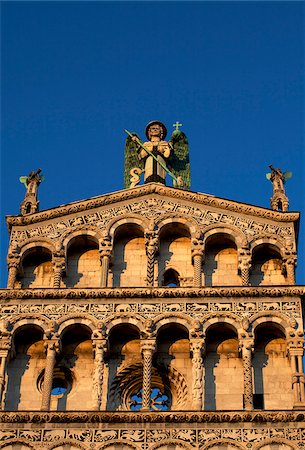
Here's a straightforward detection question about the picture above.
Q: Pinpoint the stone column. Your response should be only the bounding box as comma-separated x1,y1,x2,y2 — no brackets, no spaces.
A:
238,249,251,286
288,338,305,406
141,339,156,411
145,232,158,287
283,253,297,285
7,252,21,289
41,337,60,411
0,333,11,409
99,237,112,288
190,339,205,410
92,338,107,410
240,338,254,410
53,257,65,289
191,238,204,288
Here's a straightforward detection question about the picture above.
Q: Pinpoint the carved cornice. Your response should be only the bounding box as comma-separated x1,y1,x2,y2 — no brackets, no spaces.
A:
0,286,304,301
6,184,299,230
0,410,304,424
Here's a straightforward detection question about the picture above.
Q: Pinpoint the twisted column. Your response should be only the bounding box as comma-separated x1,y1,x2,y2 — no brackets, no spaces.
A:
238,249,251,286
141,339,156,411
190,339,205,410
240,338,254,410
92,338,107,410
99,237,112,288
41,337,60,411
53,257,65,289
145,232,158,287
191,239,204,288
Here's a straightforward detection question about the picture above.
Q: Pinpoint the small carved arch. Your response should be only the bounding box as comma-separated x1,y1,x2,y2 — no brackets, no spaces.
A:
153,312,197,335
249,236,287,257
249,311,296,336
202,223,247,248
148,439,195,450
9,315,53,334
107,215,150,238
0,439,36,450
57,314,98,336
200,439,247,450
202,314,242,337
19,239,56,262
162,268,180,286
156,215,199,238
46,440,87,450
252,438,299,450
104,314,148,335
61,226,104,252
98,440,141,450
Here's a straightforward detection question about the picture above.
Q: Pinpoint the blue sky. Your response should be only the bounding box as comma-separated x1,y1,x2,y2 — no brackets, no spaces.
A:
1,1,304,287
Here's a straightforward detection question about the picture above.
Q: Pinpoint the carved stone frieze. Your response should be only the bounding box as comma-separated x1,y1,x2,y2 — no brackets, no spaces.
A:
0,286,304,300
0,299,302,324
6,184,300,230
7,190,297,253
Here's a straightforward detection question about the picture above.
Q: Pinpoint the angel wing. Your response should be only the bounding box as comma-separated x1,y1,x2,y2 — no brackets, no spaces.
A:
168,130,190,190
124,133,144,189
266,173,272,181
283,171,292,182
19,176,28,186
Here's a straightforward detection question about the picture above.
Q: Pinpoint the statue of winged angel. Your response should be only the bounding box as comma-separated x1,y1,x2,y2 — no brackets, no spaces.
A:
124,121,190,190
266,165,292,194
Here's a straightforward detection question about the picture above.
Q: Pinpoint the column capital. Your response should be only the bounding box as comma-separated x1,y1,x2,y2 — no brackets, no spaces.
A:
239,337,254,353
43,335,61,353
145,231,159,254
191,238,204,258
140,339,156,354
99,236,112,258
190,338,205,355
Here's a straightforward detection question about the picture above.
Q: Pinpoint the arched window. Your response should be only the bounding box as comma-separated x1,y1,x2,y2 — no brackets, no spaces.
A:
158,223,192,287
203,234,241,286
162,268,180,287
21,247,53,288
250,244,286,285
65,235,100,287
110,223,146,287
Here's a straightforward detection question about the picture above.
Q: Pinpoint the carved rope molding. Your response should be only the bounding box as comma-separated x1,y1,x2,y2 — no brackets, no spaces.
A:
6,183,299,229
0,286,304,300
0,410,305,423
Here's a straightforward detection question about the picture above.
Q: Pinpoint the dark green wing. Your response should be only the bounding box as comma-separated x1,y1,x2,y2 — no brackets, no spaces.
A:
124,133,143,189
168,130,191,190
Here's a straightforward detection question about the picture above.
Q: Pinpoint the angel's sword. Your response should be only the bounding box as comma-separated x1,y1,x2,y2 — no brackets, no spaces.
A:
124,129,177,182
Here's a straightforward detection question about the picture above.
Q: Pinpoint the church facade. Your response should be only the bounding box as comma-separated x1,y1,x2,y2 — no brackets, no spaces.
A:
0,123,304,450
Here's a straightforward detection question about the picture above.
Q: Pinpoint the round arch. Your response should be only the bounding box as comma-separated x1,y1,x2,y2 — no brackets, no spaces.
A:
107,215,150,238
98,440,141,450
200,439,247,450
253,438,298,450
47,440,87,450
0,440,36,450
156,215,199,238
19,239,56,262
61,227,102,254
202,224,247,249
104,314,148,335
153,312,198,335
9,315,53,335
148,439,195,450
249,236,287,258
57,314,98,336
202,314,242,336
249,311,296,337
